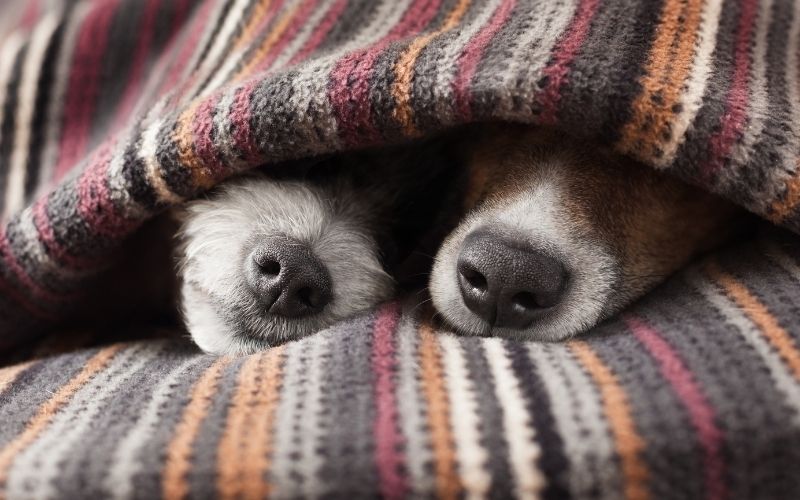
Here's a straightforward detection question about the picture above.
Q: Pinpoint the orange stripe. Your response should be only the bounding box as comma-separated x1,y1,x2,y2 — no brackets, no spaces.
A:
235,1,306,79
0,361,37,396
216,347,285,500
233,0,275,52
617,0,704,159
173,100,216,190
705,260,800,380
770,163,800,223
162,356,233,500
570,341,649,500
391,0,472,136
0,345,123,494
418,322,461,500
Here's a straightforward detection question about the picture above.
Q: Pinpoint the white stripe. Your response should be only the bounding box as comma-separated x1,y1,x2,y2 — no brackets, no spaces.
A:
39,2,91,189
656,0,723,167
4,13,60,219
396,315,434,495
105,355,205,500
298,332,329,498
528,343,621,499
687,270,800,427
495,0,578,120
0,34,25,174
187,0,257,99
267,340,307,497
439,334,491,499
483,338,544,500
271,0,338,70
6,343,164,500
140,115,184,204
432,0,502,125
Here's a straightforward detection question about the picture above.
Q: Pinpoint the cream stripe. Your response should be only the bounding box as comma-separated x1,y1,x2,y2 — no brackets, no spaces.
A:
0,361,37,396
4,13,60,219
271,0,337,69
140,115,184,204
190,0,257,99
0,34,25,174
39,2,90,187
396,314,434,495
297,334,330,498
438,334,491,500
266,339,307,497
432,0,502,126
6,343,161,500
106,356,205,500
483,338,544,500
655,0,722,166
495,0,577,120
687,269,800,427
528,344,621,500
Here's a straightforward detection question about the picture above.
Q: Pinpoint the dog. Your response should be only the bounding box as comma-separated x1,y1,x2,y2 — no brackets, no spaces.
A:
175,143,455,354
172,125,742,354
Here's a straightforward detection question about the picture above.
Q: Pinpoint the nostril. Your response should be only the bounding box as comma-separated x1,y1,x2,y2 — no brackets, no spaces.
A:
296,286,322,310
459,264,488,292
511,291,537,310
257,258,281,276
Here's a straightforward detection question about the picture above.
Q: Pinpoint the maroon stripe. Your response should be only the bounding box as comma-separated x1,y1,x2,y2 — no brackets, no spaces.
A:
53,0,122,181
626,316,727,500
192,93,229,182
228,81,262,164
371,302,408,500
109,0,164,132
535,0,602,125
158,0,217,98
20,0,41,30
328,0,440,147
253,0,320,74
76,142,138,238
700,0,758,180
453,0,517,121
288,0,349,66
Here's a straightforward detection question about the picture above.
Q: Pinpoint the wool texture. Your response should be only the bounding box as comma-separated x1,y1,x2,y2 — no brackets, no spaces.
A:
1,0,800,498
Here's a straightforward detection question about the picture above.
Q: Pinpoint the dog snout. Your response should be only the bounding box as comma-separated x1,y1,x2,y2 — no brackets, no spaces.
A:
456,227,567,329
245,236,332,317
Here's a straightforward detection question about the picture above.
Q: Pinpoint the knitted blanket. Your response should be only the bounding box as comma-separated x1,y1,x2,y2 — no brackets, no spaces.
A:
1,0,800,498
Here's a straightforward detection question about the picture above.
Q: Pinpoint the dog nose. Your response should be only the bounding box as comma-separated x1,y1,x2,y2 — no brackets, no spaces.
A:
245,237,332,317
456,228,567,329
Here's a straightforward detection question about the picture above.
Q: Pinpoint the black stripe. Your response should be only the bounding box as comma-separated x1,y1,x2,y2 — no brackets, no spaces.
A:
0,42,29,205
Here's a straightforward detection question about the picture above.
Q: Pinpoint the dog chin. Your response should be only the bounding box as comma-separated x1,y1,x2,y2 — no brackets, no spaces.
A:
429,190,619,341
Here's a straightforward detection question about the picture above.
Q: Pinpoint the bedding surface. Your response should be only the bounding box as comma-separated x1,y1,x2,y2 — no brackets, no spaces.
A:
1,0,800,498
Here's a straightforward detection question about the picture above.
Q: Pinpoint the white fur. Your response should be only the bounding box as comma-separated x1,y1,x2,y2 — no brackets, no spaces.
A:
429,166,618,341
178,176,394,355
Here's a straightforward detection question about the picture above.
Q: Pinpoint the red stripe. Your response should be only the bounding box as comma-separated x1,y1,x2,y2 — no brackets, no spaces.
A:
54,0,122,181
110,0,164,132
192,94,229,182
701,0,758,179
76,142,138,239
453,0,517,121
159,0,217,98
626,316,727,500
288,0,349,65
371,302,408,500
253,0,320,74
229,81,262,164
20,0,41,30
536,0,602,125
329,0,440,147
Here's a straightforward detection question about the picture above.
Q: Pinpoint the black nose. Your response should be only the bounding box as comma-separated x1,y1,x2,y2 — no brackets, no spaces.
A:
456,227,567,329
245,237,332,317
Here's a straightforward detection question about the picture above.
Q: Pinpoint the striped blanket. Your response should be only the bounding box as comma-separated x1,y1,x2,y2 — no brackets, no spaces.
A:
1,0,800,498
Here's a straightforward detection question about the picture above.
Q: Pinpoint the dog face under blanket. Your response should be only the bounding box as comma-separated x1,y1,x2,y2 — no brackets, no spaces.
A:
177,145,454,354
429,126,743,341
